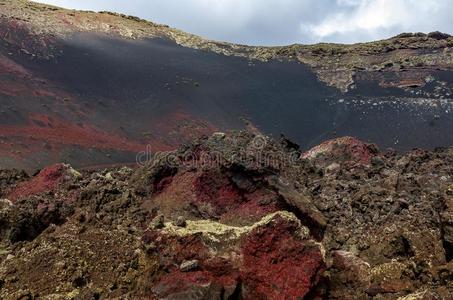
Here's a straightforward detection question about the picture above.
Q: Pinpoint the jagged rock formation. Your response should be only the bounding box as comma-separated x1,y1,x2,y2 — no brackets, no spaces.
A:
0,132,451,299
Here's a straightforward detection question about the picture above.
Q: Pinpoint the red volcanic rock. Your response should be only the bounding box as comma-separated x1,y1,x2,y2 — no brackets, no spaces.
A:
136,131,325,230
7,163,78,202
144,212,325,299
329,251,371,299
302,136,378,165
240,215,326,300
193,171,282,224
142,168,283,226
143,225,241,298
193,170,244,215
154,270,239,299
219,188,281,225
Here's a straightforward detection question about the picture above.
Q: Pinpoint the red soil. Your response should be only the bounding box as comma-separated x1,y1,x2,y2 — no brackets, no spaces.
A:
0,54,30,76
151,111,217,144
7,163,68,202
0,114,161,153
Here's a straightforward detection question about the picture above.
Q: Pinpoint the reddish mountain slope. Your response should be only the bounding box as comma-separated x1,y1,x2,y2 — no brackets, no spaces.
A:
0,0,452,172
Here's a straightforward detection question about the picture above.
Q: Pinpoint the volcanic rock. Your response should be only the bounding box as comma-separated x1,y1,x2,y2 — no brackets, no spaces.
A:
174,216,187,227
179,259,199,272
145,211,325,299
0,131,451,299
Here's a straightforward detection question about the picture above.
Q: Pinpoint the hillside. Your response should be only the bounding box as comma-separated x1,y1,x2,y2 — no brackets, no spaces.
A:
0,0,452,172
0,1,453,299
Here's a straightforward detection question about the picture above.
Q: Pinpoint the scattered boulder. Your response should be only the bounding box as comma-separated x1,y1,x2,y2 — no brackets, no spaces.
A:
149,214,165,230
174,216,187,227
302,136,379,166
328,251,371,299
179,259,199,272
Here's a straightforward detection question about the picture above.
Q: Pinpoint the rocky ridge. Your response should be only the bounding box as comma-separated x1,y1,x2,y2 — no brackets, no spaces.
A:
0,131,451,299
2,0,453,91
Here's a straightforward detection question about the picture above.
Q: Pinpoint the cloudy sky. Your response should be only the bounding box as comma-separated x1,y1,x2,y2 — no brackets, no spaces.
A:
36,0,452,46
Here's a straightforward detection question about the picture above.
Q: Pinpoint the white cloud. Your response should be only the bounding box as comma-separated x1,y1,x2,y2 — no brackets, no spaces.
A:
35,0,453,45
304,0,449,43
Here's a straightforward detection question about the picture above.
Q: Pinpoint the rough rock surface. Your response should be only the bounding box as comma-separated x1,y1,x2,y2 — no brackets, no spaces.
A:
145,211,325,299
0,131,451,299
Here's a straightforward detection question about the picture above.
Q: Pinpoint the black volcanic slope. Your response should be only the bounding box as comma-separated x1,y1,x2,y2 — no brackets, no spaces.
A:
39,34,339,143
0,3,453,171
57,34,453,149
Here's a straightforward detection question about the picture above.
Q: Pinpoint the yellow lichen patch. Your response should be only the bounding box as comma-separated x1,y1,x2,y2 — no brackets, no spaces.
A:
66,165,82,179
162,211,309,243
397,290,429,300
371,261,407,282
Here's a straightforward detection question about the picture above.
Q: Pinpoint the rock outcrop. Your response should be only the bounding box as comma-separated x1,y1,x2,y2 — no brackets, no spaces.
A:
0,131,451,299
145,211,325,299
